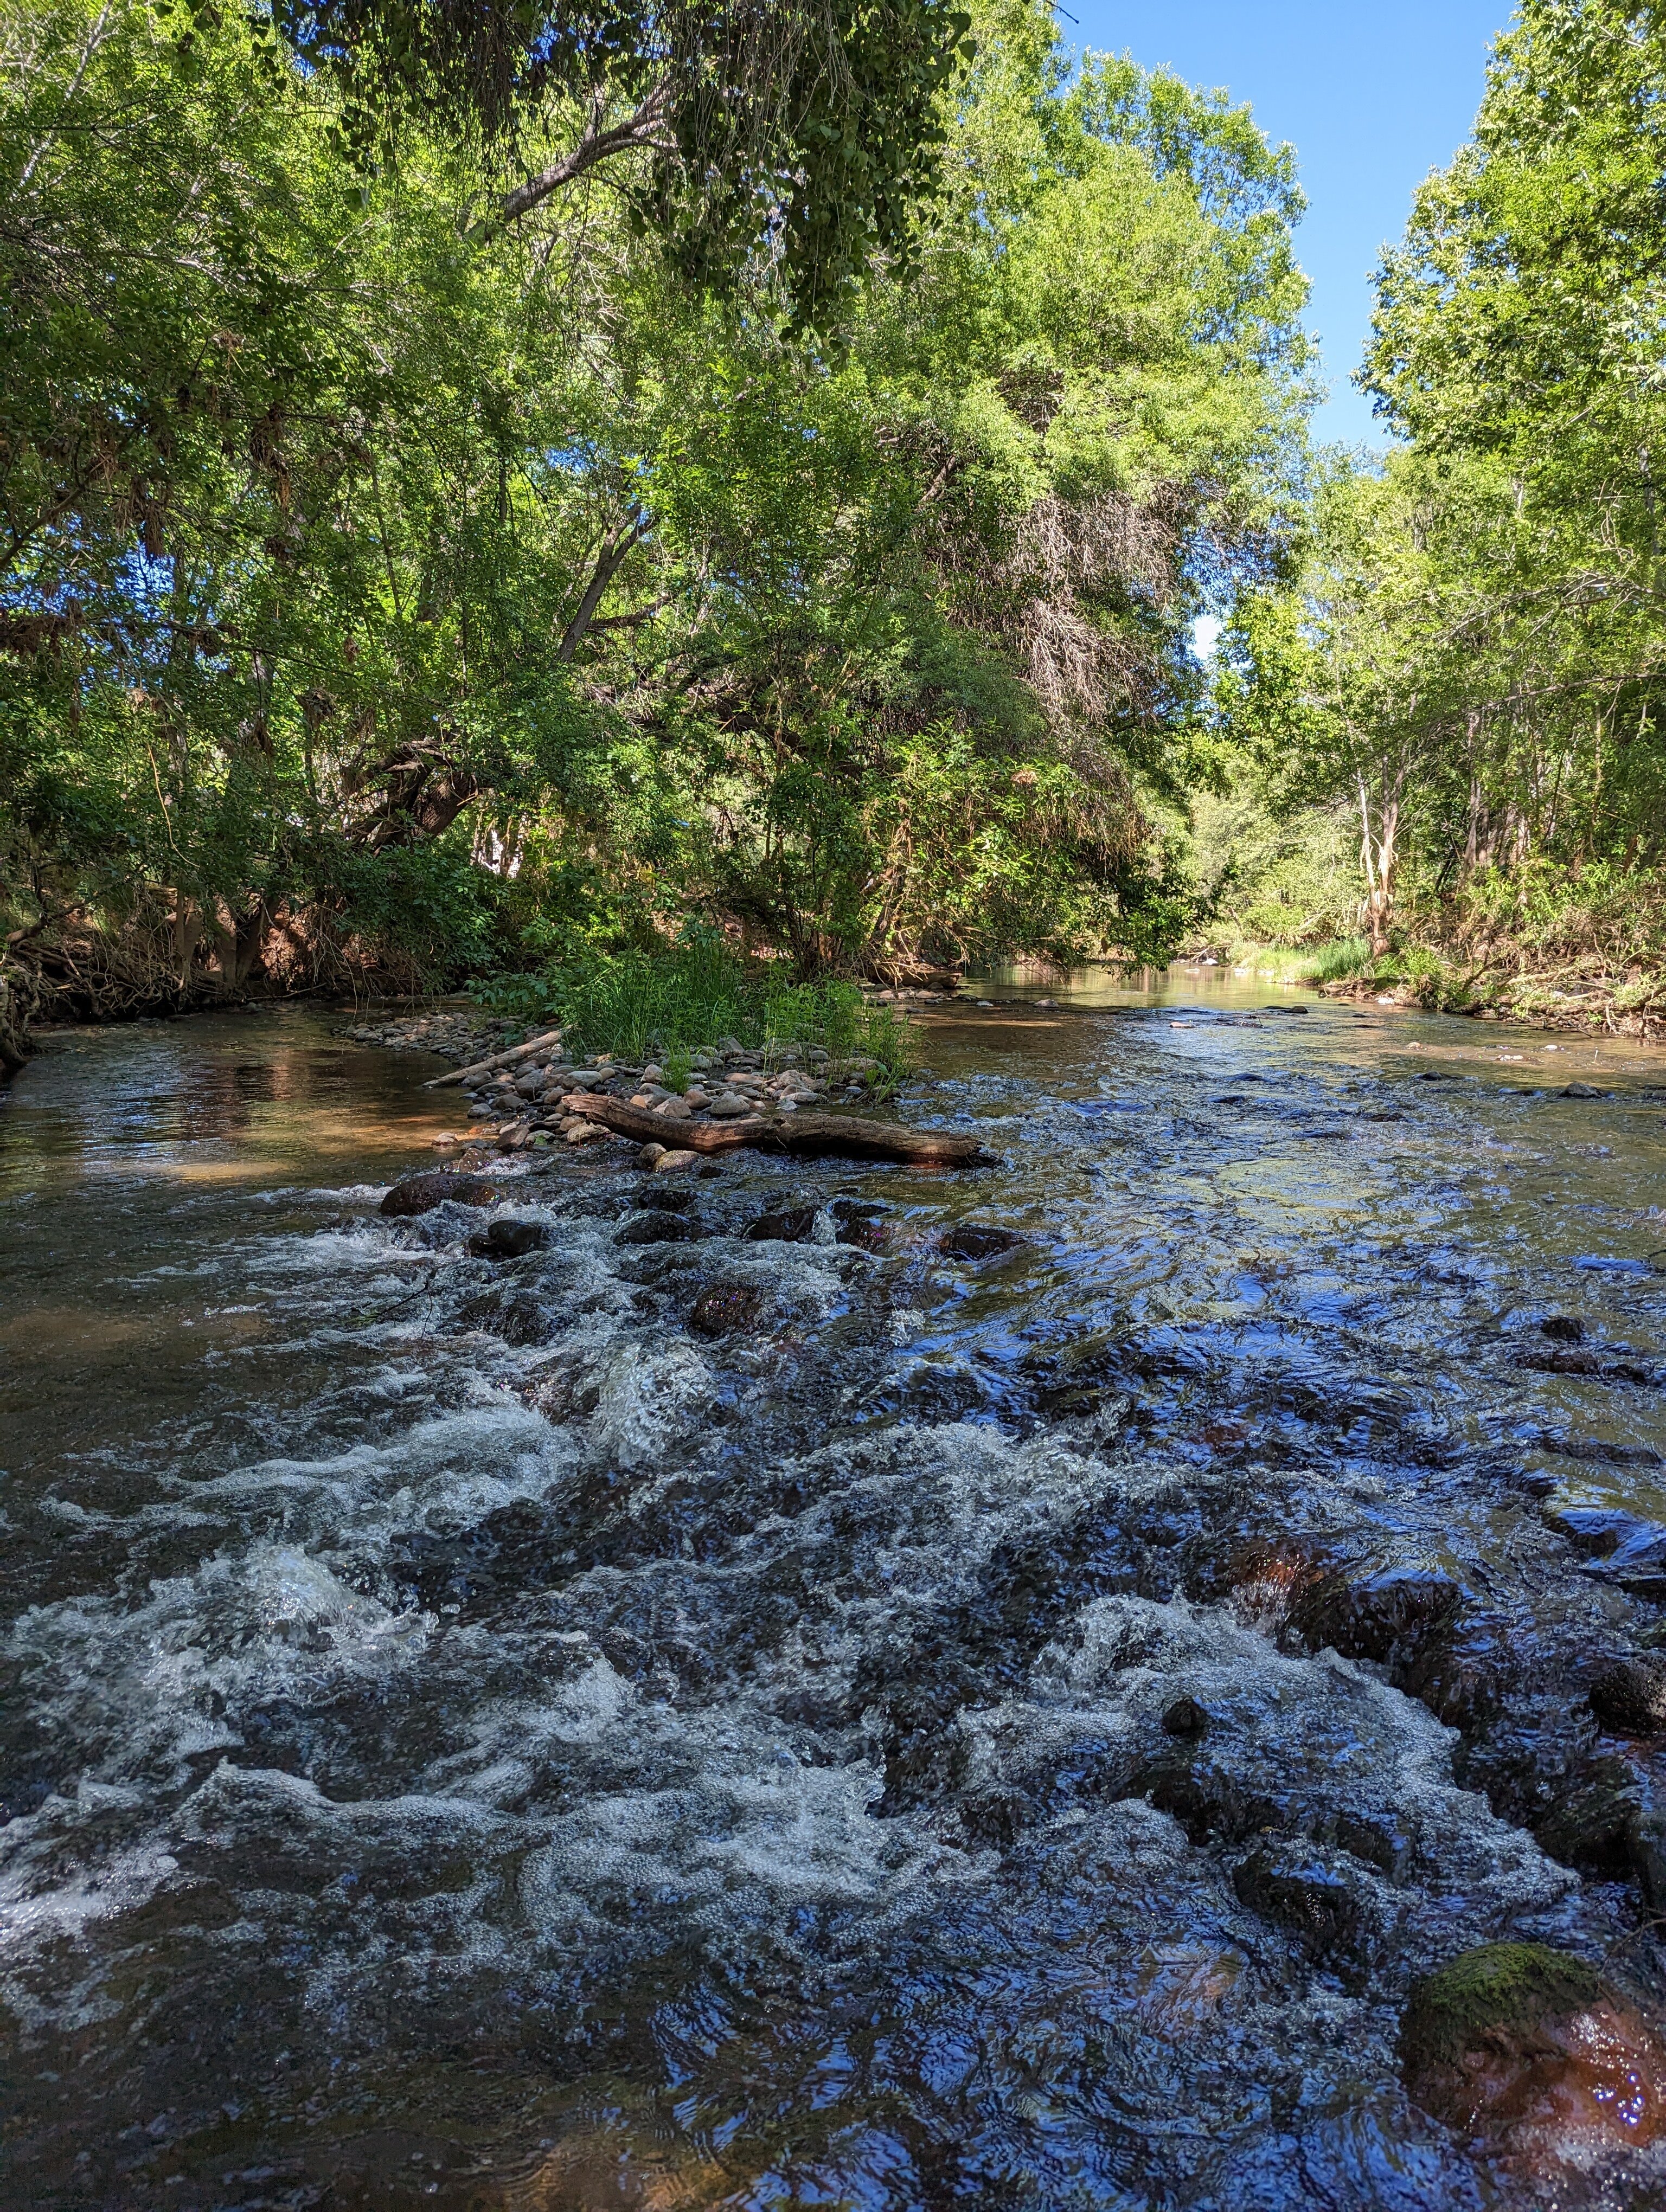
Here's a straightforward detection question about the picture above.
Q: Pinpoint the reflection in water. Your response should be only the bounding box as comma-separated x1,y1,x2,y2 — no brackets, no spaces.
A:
2,980,1666,2209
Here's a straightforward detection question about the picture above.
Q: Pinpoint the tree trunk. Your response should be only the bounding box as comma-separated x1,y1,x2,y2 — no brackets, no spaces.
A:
1357,767,1404,957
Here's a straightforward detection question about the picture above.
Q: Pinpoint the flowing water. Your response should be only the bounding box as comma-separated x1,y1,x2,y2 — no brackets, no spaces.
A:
4,980,1666,2210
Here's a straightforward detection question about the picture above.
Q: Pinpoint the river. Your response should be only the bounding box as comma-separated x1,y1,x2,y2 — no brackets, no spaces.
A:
3,974,1666,2209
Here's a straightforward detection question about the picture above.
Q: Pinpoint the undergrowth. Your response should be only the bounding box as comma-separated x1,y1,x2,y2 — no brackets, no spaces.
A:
469,935,919,1089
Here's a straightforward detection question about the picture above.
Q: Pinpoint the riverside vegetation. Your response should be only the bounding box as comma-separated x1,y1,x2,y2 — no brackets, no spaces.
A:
7,2,1666,1063
0,0,1309,1070
1204,0,1666,1036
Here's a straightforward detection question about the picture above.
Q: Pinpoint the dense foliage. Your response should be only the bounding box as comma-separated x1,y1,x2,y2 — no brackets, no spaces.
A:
0,0,1309,1058
1212,0,1666,1023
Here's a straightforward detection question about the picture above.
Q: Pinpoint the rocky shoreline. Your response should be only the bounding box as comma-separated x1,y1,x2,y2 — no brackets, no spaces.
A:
345,1008,906,1171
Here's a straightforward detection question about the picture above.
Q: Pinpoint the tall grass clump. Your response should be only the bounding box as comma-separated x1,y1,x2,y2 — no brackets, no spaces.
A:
470,934,920,1088
761,978,919,1093
1226,935,1370,984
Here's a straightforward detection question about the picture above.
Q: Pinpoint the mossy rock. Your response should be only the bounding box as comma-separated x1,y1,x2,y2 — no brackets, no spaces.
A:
1401,1941,1666,2150
1401,1944,1605,2080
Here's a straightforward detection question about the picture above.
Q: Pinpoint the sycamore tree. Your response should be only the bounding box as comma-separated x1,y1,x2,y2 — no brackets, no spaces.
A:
525,0,1314,973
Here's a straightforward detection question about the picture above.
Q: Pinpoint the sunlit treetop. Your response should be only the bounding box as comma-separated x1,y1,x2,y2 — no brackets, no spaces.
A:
256,0,976,333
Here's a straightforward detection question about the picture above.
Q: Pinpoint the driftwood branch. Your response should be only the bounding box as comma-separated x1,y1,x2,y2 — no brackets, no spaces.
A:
565,1093,995,1168
422,1026,565,1088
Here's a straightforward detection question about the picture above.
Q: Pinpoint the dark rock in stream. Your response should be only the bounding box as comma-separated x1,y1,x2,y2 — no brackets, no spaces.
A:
1161,1695,1211,1737
616,1212,707,1247
1541,1315,1585,1344
1534,1764,1644,1875
1588,1654,1666,1737
1542,1504,1666,1594
1396,1614,1516,1733
1399,1943,1666,2152
743,1205,819,1243
380,1171,503,1217
456,1284,560,1346
636,1186,698,1212
1136,1746,1283,1844
467,1217,550,1259
1562,1081,1608,1098
1290,1561,1464,1666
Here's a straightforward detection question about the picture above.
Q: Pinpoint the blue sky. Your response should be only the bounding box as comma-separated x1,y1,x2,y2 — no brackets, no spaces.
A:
1064,1,1513,446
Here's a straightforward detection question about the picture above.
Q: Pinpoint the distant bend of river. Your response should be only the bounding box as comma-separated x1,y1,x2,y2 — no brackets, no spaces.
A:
4,975,1666,2210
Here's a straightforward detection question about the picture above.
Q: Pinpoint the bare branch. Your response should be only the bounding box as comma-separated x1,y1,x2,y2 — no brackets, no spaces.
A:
490,82,674,232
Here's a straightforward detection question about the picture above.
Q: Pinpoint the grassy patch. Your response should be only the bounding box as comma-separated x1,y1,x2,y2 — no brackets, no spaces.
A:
1224,935,1372,984
469,939,919,1091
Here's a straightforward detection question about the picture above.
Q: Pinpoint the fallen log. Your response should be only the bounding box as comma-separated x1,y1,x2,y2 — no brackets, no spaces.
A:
563,1094,995,1168
424,1026,565,1089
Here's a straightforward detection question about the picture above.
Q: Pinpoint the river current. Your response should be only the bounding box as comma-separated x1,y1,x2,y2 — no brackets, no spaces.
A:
4,975,1666,2210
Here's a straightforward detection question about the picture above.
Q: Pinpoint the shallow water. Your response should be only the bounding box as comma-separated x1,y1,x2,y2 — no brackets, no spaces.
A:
4,979,1666,2209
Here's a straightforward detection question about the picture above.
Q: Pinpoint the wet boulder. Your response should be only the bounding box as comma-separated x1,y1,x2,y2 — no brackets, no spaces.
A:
831,1197,888,1250
1290,1561,1463,1667
1520,1347,1604,1374
1396,1613,1515,1734
456,1285,558,1347
467,1217,550,1260
1133,1746,1283,1846
1232,1843,1373,1965
1399,1943,1666,2152
1330,1807,1414,1884
743,1205,819,1244
1534,1764,1643,1877
689,1285,763,1338
637,1186,697,1213
1541,1315,1585,1344
1543,1504,1666,1594
616,1212,706,1247
1161,1695,1212,1738
1588,1654,1666,1737
939,1224,1027,1263
381,1171,502,1218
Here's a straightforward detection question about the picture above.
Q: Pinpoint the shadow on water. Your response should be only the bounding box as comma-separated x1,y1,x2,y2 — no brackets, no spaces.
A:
3,976,1666,2207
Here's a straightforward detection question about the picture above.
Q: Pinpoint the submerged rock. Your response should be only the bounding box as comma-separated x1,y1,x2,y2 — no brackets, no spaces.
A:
1399,1943,1666,2153
1541,1315,1585,1344
1588,1654,1666,1737
616,1212,706,1247
939,1224,1027,1263
1232,1843,1372,1964
1291,1562,1463,1666
1534,1765,1643,1876
689,1284,764,1338
1396,1614,1514,1734
381,1171,502,1217
1161,1695,1211,1737
1135,1746,1281,1845
743,1205,818,1244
